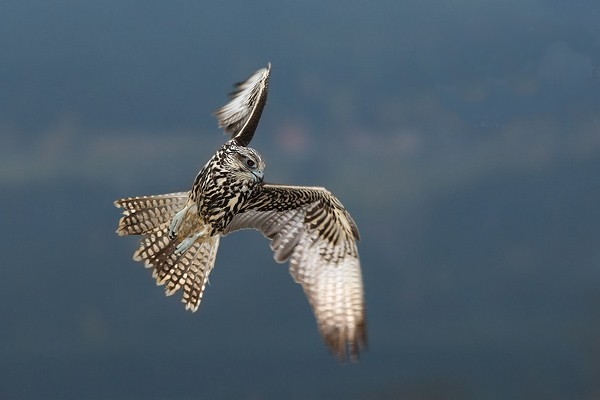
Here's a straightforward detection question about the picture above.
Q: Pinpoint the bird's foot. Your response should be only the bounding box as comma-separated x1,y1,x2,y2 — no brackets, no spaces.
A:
168,205,191,239
174,230,206,255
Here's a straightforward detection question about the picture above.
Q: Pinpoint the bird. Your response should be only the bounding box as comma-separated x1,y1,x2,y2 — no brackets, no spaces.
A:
114,64,367,361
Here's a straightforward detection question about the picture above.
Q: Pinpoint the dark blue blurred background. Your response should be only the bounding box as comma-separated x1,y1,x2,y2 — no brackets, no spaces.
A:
2,1,600,398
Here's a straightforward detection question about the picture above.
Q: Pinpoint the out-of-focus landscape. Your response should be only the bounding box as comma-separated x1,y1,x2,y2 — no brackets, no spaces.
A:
1,1,600,398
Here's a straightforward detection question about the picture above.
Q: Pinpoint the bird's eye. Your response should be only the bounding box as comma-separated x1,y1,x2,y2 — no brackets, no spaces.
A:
246,158,255,168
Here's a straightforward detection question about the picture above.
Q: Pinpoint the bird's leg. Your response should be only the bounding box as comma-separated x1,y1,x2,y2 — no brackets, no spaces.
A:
174,229,207,255
168,204,192,239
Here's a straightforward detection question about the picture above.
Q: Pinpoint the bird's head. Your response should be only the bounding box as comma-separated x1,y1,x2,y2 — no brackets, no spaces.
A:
223,144,266,183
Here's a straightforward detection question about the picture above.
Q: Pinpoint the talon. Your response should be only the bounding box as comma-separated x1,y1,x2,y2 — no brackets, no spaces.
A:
175,237,194,255
174,230,206,255
169,205,191,239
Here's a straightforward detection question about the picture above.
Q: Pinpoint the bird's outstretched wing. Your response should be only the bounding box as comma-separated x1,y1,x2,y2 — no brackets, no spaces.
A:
223,184,367,361
214,64,271,147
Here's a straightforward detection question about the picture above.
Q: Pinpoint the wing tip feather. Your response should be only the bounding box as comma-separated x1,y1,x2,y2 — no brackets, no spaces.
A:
321,316,368,363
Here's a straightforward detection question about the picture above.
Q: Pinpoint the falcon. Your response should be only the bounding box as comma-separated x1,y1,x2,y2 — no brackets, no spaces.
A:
114,64,367,360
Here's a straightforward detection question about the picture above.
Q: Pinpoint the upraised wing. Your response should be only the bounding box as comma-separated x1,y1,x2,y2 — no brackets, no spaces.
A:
223,183,367,361
214,64,271,147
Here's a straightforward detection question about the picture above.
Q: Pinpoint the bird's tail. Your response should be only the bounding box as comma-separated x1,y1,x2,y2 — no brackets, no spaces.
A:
115,192,190,236
114,193,220,311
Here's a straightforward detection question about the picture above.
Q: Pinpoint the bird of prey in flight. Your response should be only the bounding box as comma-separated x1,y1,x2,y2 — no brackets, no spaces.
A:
115,64,366,361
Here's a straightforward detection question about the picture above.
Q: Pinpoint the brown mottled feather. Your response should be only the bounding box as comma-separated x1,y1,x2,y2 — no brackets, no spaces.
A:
115,194,220,312
114,64,366,361
213,64,271,147
225,184,366,361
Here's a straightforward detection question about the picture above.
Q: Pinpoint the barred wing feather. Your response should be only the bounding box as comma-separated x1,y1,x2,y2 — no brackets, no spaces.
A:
224,184,367,361
214,64,271,147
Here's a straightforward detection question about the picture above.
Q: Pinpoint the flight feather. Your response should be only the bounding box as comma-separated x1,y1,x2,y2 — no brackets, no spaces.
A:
214,64,271,147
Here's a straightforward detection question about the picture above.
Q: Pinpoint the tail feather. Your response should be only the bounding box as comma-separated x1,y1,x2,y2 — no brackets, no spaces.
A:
163,236,220,311
115,192,219,311
134,229,174,266
115,192,189,236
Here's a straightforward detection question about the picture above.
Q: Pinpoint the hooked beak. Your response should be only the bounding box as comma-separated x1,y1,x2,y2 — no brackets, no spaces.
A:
252,169,264,181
